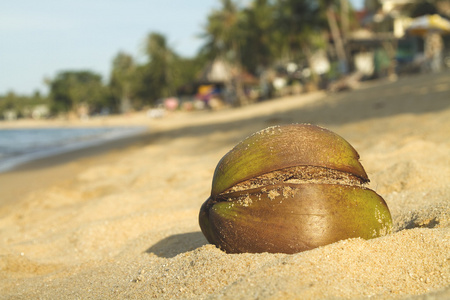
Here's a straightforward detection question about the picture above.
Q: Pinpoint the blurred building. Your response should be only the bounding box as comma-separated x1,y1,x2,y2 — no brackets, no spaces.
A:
346,0,450,77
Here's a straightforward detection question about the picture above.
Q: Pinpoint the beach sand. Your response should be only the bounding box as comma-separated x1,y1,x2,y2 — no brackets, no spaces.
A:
0,71,449,299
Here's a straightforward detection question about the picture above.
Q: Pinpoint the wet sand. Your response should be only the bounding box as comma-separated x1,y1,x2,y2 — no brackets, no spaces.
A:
0,71,449,299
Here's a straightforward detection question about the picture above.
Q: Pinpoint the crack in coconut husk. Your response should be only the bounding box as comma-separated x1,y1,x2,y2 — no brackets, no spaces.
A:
223,165,368,195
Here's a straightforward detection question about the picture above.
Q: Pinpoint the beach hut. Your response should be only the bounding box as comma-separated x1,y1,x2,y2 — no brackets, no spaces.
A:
405,14,450,36
198,59,233,83
197,59,258,106
406,14,450,72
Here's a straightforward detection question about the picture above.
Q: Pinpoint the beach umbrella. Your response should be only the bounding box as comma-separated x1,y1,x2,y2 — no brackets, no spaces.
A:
406,14,450,36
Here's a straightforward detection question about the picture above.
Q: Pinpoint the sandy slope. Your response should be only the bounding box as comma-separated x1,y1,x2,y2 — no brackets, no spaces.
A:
0,71,449,299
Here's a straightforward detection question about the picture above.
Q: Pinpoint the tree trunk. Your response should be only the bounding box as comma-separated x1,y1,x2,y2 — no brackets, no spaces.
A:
326,5,348,74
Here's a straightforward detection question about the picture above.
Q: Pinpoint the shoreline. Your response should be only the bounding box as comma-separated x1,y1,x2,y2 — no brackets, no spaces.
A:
0,110,153,129
0,127,156,214
0,126,148,173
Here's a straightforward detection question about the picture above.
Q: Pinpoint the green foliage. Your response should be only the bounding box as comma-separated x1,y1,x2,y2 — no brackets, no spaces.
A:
142,33,178,100
405,0,438,18
109,52,137,113
239,0,277,72
201,0,245,61
200,0,329,73
131,33,179,107
0,91,50,119
48,71,109,115
133,32,204,108
273,0,326,61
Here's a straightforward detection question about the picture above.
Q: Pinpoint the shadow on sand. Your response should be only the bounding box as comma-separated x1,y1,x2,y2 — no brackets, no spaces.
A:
145,231,209,258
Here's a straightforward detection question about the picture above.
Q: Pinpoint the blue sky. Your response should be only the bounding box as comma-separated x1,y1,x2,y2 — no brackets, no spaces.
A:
0,0,363,95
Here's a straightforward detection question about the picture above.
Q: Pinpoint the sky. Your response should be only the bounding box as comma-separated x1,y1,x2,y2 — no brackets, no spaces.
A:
0,0,364,96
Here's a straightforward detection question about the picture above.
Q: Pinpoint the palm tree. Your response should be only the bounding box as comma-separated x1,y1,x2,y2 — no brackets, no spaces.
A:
321,0,349,74
49,71,106,115
201,0,250,105
145,32,178,98
110,52,136,113
240,0,276,73
201,0,244,60
273,0,329,84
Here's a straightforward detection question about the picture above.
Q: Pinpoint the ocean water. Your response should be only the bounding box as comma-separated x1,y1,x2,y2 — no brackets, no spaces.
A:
0,126,147,172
